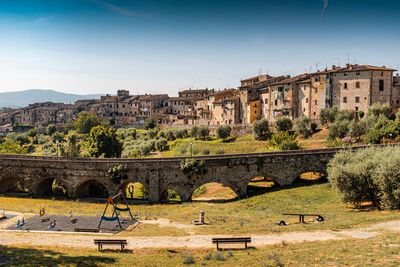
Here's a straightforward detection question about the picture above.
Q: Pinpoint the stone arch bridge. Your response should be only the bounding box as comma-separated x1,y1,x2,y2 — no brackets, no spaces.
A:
0,146,374,202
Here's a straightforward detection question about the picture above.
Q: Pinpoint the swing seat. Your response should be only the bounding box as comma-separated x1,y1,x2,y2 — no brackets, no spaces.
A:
115,207,130,212
101,216,119,222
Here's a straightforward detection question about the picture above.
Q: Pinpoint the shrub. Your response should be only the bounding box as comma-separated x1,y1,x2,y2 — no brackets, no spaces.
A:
180,158,205,175
253,118,272,140
52,132,65,143
27,128,39,138
275,117,293,132
265,253,284,267
147,129,158,139
269,132,299,150
155,138,169,151
214,251,225,261
215,149,225,155
183,254,195,265
144,119,157,130
202,149,210,155
108,164,128,185
310,122,318,132
117,128,137,140
294,117,313,138
46,124,57,135
216,125,231,140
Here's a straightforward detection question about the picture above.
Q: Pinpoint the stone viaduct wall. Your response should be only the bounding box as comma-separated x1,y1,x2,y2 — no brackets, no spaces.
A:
0,146,376,202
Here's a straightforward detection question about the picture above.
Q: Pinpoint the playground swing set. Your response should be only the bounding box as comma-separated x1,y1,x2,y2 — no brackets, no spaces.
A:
98,190,134,230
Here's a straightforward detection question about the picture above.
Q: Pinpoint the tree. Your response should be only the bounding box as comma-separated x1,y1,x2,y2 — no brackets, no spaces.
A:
216,125,231,140
63,131,80,157
319,107,338,126
190,126,199,138
155,138,169,151
144,119,157,130
275,117,293,132
87,125,122,158
196,126,210,140
328,120,351,140
253,118,271,140
73,112,105,134
294,117,313,138
367,103,392,118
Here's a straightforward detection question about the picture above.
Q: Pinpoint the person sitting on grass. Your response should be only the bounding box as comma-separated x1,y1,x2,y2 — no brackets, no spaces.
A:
49,220,57,230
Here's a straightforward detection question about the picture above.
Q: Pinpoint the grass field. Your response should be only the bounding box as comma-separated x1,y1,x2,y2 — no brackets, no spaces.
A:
2,232,400,266
2,183,400,236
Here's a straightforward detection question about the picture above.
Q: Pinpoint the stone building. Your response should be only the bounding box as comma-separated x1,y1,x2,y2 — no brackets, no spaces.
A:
391,74,400,109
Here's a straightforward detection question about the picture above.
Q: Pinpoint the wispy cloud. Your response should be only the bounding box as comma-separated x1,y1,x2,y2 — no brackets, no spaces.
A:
32,16,54,23
321,0,329,20
91,0,149,18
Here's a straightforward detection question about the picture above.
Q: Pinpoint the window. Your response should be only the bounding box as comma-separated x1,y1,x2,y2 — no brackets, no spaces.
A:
265,98,268,104
274,100,278,106
344,83,348,89
355,107,359,111
306,98,308,103
356,82,360,88
344,72,348,76
355,96,360,103
314,100,318,105
343,97,347,103
379,80,384,91
356,71,360,75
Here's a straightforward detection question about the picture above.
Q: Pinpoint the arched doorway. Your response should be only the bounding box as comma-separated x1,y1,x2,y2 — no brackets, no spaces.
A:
191,182,238,202
76,180,109,198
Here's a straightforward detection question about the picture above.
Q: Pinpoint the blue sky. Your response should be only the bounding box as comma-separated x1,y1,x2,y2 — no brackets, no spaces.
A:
0,0,399,95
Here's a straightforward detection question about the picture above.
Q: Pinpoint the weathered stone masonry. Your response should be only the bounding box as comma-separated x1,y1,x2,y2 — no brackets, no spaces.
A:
0,146,374,202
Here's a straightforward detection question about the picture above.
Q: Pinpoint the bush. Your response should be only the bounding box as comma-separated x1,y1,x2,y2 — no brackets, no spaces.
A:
182,254,195,265
144,119,157,130
117,128,137,140
294,117,313,138
214,251,225,261
147,129,158,139
155,138,169,151
269,132,299,150
216,125,231,140
253,119,271,140
275,116,293,132
46,124,57,135
27,128,39,138
180,158,205,175
52,132,65,143
310,122,318,132
215,149,225,155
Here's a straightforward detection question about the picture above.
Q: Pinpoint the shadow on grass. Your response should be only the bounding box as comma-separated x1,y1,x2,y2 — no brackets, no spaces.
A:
0,245,116,267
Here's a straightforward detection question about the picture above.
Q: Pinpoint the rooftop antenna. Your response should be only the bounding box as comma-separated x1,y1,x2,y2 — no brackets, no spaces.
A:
346,52,350,65
315,62,320,72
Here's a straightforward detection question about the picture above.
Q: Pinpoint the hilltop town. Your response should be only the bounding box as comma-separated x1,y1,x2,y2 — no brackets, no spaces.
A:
1,63,399,132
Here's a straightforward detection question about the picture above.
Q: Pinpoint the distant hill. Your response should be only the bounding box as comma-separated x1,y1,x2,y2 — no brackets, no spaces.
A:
0,89,103,108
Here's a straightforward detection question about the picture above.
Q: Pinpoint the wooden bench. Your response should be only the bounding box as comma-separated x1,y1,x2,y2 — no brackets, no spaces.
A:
212,237,251,250
74,228,100,233
283,213,324,223
94,239,127,251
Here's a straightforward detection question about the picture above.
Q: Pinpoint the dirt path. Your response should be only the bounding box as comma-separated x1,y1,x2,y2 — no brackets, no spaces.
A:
1,212,399,249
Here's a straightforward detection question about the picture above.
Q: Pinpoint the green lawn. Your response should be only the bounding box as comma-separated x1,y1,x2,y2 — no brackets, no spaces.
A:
2,183,400,236
2,232,400,266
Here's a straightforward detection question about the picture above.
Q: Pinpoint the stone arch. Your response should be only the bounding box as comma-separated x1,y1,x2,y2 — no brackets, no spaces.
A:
118,181,149,201
246,176,277,197
190,182,238,202
189,178,242,201
32,177,70,197
160,187,186,202
295,171,326,183
74,179,110,198
0,176,27,194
